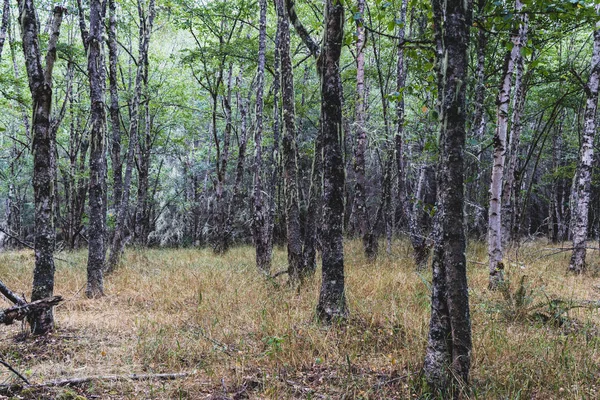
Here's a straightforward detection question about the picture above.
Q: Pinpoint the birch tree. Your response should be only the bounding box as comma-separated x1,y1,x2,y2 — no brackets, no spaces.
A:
569,11,600,274
488,0,526,289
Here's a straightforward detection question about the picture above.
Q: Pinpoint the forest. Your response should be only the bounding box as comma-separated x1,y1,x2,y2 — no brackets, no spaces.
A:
0,0,599,398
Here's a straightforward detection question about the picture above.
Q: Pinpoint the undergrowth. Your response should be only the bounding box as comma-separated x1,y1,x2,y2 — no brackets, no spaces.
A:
0,239,597,399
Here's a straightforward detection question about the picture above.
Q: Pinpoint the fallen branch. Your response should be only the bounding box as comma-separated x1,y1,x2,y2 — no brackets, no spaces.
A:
270,269,289,279
0,296,63,325
0,359,30,385
0,227,34,250
33,372,191,387
0,279,26,306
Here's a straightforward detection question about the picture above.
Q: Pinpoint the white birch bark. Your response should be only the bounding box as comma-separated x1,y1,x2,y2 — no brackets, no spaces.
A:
569,14,600,274
488,0,525,289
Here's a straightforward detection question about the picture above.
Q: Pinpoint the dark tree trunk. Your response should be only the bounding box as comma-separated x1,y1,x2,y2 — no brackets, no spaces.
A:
268,9,282,261
303,134,323,274
81,0,108,298
409,165,435,270
253,0,271,273
423,0,473,394
316,0,348,322
277,0,304,282
212,66,233,254
17,1,66,335
107,0,123,216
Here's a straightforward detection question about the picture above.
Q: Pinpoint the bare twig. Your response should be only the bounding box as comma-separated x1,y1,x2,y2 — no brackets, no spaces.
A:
0,359,30,385
0,227,34,250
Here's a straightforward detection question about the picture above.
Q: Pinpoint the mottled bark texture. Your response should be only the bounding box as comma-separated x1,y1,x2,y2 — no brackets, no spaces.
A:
253,24,272,269
316,0,348,323
107,0,155,272
80,0,108,298
277,0,304,282
569,18,600,274
423,0,472,394
17,1,66,334
488,0,525,290
108,0,123,215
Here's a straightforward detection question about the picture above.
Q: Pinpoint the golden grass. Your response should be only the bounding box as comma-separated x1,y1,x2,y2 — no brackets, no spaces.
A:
0,239,598,399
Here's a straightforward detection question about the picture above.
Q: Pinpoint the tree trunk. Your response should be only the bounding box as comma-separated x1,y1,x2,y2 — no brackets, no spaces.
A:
0,0,9,62
228,79,249,239
18,1,66,334
107,0,123,217
277,0,304,282
213,66,233,254
253,0,272,273
82,0,108,298
488,0,524,290
353,0,377,261
409,165,435,270
423,0,472,394
107,0,155,272
303,134,323,274
134,98,152,245
569,18,600,274
316,0,348,322
501,9,529,247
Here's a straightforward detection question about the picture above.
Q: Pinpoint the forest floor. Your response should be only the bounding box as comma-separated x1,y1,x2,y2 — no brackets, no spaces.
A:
0,239,599,399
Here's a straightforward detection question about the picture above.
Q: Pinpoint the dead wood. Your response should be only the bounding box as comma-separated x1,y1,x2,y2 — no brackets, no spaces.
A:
0,296,63,325
36,372,190,387
0,279,26,305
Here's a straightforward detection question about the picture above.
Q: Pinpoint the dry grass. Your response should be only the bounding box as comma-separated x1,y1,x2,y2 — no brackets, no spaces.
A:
0,239,598,399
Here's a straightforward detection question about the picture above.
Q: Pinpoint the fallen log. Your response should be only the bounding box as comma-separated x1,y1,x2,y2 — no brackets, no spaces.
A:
0,296,63,325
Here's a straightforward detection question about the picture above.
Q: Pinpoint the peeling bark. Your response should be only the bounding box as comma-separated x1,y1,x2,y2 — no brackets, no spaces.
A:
488,0,525,290
501,45,528,246
569,16,600,274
